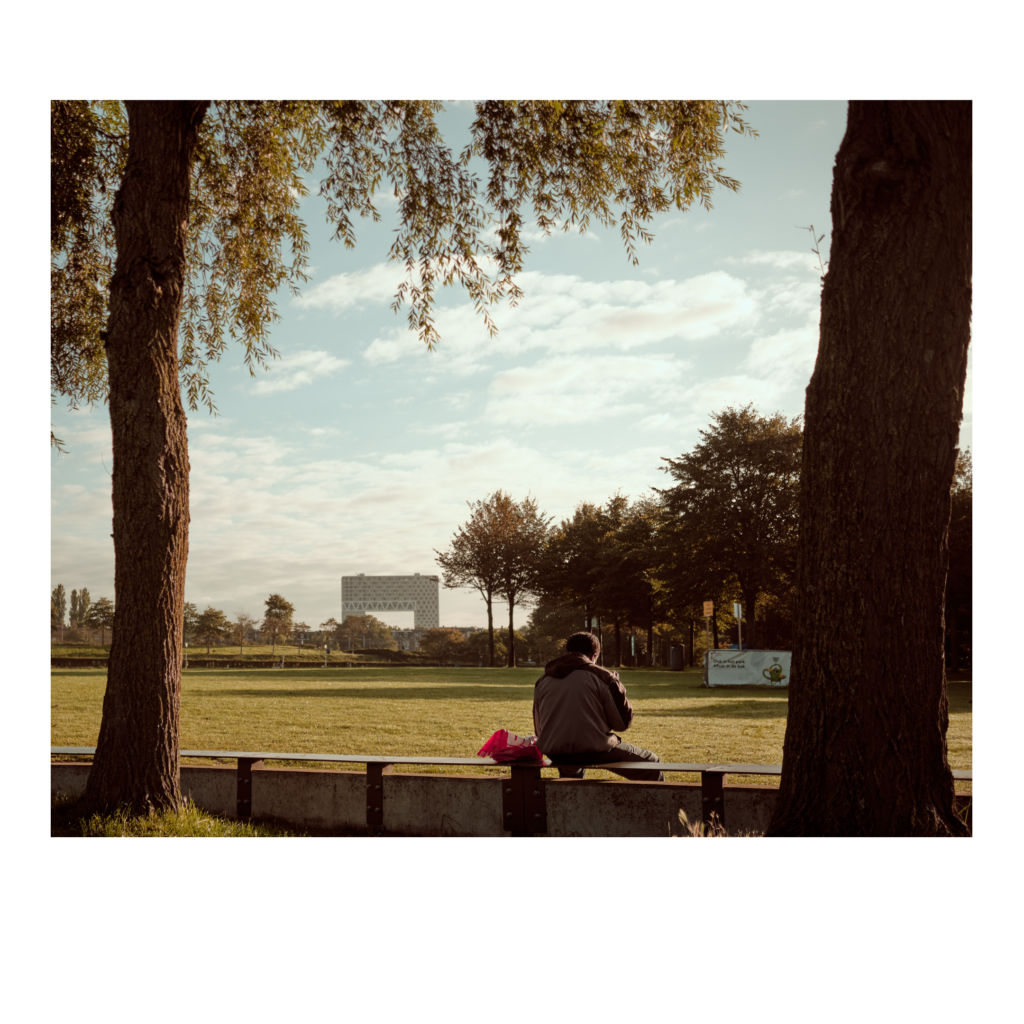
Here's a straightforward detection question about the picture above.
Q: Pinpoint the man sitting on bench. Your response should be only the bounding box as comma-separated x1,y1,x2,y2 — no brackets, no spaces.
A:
533,631,664,782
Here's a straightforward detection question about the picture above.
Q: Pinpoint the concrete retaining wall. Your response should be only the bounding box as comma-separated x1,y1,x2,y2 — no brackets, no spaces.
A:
51,762,972,836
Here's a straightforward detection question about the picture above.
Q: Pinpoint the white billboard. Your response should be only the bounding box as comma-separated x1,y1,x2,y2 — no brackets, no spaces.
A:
705,649,791,687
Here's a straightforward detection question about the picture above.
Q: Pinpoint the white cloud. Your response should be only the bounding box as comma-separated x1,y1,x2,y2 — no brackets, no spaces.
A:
485,354,688,426
250,350,350,394
410,421,469,439
731,250,821,273
362,269,758,377
743,325,819,385
293,263,405,313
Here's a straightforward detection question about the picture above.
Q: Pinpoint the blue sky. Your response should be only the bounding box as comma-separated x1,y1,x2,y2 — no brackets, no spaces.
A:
49,101,974,631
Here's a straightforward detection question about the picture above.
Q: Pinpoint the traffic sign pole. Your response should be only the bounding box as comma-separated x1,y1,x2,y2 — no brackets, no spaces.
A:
702,601,713,681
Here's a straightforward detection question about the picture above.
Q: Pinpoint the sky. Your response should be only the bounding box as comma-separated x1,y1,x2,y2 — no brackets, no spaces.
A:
49,101,974,632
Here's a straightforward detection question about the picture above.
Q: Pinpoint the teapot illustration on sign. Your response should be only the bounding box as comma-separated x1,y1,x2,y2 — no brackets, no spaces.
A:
762,662,787,684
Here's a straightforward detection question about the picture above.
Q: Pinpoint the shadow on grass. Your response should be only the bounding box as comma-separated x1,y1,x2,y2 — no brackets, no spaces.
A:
187,685,537,701
642,698,789,720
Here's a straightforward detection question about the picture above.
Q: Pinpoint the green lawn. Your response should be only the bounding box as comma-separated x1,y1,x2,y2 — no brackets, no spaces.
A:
51,665,972,789
51,643,429,663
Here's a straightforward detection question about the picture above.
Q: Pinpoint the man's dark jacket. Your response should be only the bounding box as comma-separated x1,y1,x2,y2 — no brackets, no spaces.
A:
532,653,634,754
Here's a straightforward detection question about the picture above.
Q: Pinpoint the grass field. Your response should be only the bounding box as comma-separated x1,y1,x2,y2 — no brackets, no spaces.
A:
50,643,430,663
51,664,972,790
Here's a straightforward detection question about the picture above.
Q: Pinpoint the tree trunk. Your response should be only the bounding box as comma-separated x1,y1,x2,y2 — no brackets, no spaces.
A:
647,590,654,666
486,590,495,667
743,587,757,649
84,100,209,816
614,619,622,668
506,597,516,667
947,606,958,673
768,101,971,836
711,614,719,651
689,620,695,667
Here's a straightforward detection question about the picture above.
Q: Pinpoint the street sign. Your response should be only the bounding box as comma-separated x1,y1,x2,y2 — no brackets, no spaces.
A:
703,601,713,617
733,602,743,619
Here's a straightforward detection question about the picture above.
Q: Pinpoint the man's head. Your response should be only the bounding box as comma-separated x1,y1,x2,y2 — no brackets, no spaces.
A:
565,631,601,660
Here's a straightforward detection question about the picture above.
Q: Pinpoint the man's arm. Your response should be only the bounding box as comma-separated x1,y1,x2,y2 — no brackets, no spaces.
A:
590,666,634,731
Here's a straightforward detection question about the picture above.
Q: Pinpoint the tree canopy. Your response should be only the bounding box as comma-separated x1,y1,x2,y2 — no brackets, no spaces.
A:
657,404,802,648
52,100,756,431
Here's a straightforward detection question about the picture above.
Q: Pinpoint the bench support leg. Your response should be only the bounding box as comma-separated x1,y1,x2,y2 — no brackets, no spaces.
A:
505,765,546,835
237,758,264,820
700,771,726,831
366,763,393,831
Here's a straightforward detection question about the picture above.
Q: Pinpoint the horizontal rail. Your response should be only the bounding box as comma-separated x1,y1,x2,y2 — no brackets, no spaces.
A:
48,747,972,779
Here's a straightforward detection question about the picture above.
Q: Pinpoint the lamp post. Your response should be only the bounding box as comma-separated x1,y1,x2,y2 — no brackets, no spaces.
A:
324,643,328,668
184,641,189,669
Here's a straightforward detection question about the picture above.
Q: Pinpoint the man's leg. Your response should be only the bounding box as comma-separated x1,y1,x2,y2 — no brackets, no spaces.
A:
549,744,665,782
593,741,665,782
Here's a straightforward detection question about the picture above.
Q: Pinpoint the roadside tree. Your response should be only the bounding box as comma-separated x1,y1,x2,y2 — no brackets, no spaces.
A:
657,404,802,650
418,628,466,666
337,614,397,651
538,502,605,627
233,610,257,655
261,614,290,656
51,584,67,631
183,602,200,643
490,493,551,667
319,617,341,646
87,597,115,647
463,631,507,666
196,606,231,654
435,495,505,667
523,602,584,666
768,101,972,836
70,587,92,628
53,99,757,813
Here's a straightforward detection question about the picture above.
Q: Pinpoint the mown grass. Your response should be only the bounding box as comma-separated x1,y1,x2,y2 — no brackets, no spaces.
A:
51,664,972,790
51,643,430,663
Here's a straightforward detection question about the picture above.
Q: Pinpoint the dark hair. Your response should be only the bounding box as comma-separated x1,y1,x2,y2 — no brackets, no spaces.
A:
566,631,600,657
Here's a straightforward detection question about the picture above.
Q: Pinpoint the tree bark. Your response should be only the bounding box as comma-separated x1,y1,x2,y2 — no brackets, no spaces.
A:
647,590,654,666
506,597,516,667
947,606,958,673
743,587,757,648
484,591,495,667
83,101,209,816
768,101,971,836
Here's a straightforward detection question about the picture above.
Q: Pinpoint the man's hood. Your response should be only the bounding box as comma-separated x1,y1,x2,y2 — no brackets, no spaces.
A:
542,652,616,682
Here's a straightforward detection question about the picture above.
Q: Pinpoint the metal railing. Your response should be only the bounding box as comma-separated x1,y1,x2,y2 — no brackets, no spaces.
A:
51,747,972,834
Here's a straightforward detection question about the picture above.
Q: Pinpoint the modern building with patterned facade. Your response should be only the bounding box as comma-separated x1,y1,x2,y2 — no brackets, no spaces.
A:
341,573,440,629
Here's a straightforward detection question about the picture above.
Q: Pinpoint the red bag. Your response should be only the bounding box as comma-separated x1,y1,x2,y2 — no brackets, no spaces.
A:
478,729,545,764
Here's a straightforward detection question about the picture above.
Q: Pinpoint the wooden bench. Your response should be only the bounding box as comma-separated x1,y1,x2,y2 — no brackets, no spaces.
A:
51,747,972,834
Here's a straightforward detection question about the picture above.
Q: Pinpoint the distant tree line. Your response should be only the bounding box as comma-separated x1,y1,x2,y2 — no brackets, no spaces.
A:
51,584,115,645
52,406,972,674
435,404,973,670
